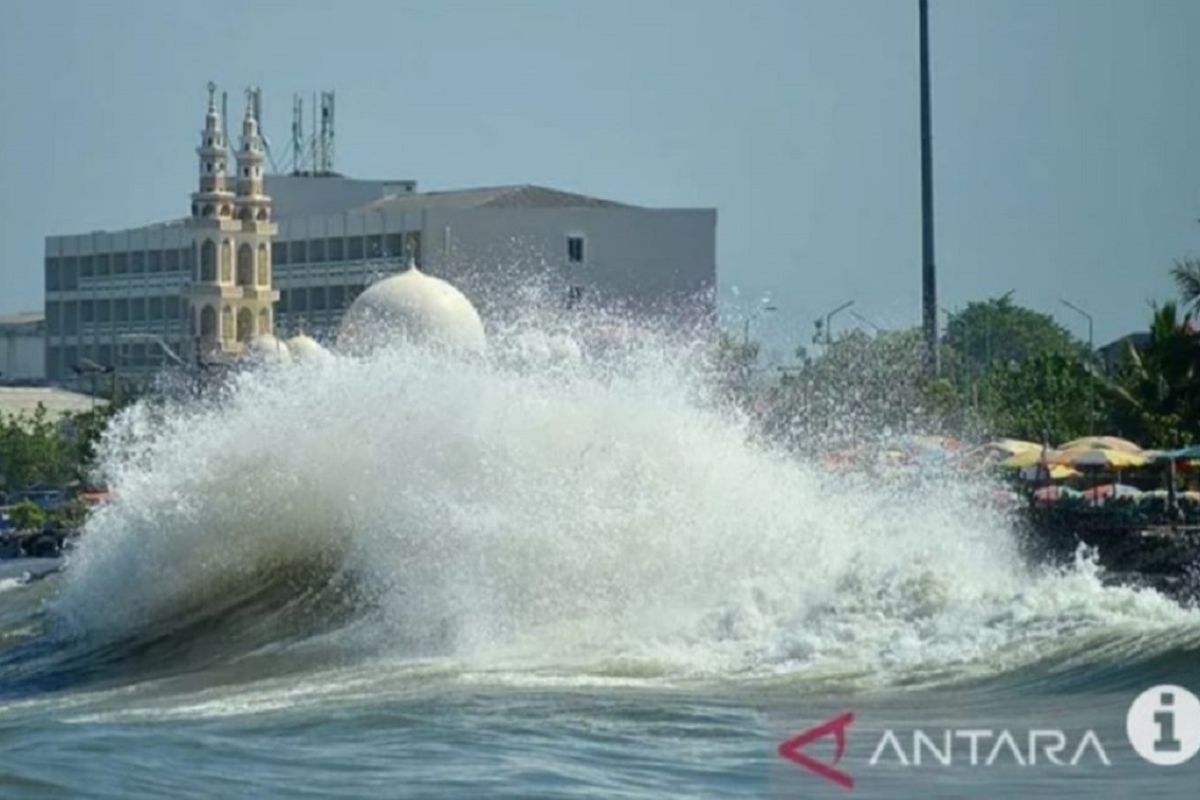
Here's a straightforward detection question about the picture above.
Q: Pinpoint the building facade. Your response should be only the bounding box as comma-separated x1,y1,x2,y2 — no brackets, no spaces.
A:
42,87,716,389
0,312,45,383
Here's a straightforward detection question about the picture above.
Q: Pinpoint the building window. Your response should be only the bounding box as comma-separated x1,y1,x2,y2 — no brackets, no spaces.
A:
347,236,364,260
367,235,383,259
291,288,308,312
61,257,79,290
272,241,288,266
62,302,78,334
131,297,146,322
237,243,254,286
164,249,179,271
328,237,344,261
148,250,162,272
45,258,60,291
149,296,164,320
290,240,307,264
45,302,61,334
309,239,326,263
386,233,404,258
131,251,145,272
567,235,585,263
81,300,94,323
220,240,233,282
181,246,194,273
96,253,111,276
97,299,111,323
276,290,289,313
257,244,269,285
114,299,129,322
80,255,94,278
310,286,327,311
200,240,217,282
114,252,128,274
166,296,181,319
330,284,345,310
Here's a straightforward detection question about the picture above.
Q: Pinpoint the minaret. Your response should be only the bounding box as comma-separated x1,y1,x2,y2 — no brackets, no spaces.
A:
231,87,279,343
190,82,234,221
183,83,277,360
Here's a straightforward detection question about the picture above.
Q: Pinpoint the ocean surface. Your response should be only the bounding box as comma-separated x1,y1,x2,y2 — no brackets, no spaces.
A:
1,322,1198,798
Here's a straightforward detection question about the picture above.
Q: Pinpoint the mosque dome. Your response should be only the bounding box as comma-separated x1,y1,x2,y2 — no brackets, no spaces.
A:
246,333,290,363
286,333,329,363
336,260,486,355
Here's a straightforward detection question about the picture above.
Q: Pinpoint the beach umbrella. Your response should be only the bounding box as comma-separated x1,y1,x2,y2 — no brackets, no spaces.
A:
1019,464,1081,481
1050,447,1149,469
999,448,1063,469
1057,436,1143,454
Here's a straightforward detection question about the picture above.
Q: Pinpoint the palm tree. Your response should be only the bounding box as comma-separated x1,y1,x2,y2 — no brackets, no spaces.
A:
1172,258,1200,310
1104,302,1200,446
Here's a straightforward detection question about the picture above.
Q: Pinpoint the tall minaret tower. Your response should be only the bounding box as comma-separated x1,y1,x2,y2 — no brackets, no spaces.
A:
230,86,279,343
183,84,278,359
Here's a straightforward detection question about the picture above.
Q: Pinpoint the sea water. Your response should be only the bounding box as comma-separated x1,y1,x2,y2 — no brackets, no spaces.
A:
1,317,1196,798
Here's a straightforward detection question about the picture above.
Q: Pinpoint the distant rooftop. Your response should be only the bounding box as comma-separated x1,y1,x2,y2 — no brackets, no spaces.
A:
359,184,634,214
0,311,45,330
0,386,102,418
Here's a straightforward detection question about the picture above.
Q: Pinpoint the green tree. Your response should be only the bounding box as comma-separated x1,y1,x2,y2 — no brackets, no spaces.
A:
1105,302,1200,446
976,352,1109,444
943,294,1085,379
8,500,46,532
1172,258,1200,311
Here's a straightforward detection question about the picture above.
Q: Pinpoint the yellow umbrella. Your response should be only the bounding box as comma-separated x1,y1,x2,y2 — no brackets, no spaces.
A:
999,448,1062,469
1057,436,1143,454
1018,463,1082,481
1050,447,1149,469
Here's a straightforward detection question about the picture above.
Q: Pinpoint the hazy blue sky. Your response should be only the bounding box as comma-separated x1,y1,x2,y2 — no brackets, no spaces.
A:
2,0,1198,352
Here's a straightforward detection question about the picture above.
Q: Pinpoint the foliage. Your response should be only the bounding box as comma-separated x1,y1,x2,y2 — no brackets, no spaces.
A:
943,294,1085,379
760,327,957,448
0,405,74,491
975,353,1110,444
1103,302,1200,446
1172,258,1200,311
7,500,46,532
712,330,761,403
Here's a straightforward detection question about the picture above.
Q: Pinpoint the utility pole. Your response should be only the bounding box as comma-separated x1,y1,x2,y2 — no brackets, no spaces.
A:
1059,298,1095,424
919,0,939,376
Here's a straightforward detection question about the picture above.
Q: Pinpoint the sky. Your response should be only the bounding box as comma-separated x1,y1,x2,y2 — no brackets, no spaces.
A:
1,0,1198,355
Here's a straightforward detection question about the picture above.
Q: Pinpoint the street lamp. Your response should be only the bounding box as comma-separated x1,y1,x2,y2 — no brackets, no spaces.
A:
742,299,777,346
1059,297,1096,424
71,358,114,410
815,300,855,345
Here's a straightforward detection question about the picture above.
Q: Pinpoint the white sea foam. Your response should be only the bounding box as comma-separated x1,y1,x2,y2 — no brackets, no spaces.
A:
50,318,1198,689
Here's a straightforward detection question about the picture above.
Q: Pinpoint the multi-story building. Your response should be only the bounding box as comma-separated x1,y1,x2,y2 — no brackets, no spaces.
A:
42,86,716,389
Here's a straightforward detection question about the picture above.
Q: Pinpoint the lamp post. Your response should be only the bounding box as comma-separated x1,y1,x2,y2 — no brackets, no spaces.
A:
742,300,777,347
71,358,114,411
1059,297,1095,425
815,300,855,346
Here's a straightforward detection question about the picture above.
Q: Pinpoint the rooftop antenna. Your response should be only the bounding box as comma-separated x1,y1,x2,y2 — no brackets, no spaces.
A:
291,93,304,174
221,90,229,151
319,91,335,174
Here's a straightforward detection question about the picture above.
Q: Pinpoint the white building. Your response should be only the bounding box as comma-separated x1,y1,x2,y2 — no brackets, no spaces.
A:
0,312,45,383
41,86,716,388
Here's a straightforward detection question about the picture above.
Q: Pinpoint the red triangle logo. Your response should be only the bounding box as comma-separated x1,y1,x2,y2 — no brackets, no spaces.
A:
777,711,855,790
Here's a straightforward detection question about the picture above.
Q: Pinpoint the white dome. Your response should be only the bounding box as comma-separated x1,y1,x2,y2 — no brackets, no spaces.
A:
336,262,486,355
286,333,329,363
246,333,290,363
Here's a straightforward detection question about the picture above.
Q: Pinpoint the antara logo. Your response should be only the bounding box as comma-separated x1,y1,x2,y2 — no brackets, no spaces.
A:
776,711,855,790
778,713,1113,790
